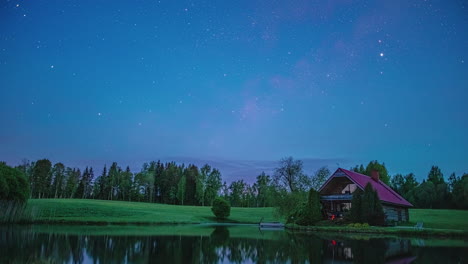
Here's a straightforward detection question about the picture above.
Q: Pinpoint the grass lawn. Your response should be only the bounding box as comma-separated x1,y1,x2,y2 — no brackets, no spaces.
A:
17,199,468,238
24,199,279,224
287,208,468,238
407,209,468,231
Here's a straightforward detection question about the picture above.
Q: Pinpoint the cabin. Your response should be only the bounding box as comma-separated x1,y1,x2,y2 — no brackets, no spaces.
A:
319,168,413,223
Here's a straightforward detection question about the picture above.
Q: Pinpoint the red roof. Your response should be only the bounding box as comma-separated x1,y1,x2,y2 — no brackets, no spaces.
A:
329,168,413,207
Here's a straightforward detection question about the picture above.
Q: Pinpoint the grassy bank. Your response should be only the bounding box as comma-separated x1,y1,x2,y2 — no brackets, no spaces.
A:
286,209,468,238
21,199,278,224
9,199,468,238
405,209,468,230
286,224,468,238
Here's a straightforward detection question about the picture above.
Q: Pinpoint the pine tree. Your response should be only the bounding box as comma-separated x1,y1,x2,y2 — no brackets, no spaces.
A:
74,167,88,199
31,159,52,198
51,163,65,198
350,189,363,223
427,166,444,185
176,175,186,205
307,188,322,224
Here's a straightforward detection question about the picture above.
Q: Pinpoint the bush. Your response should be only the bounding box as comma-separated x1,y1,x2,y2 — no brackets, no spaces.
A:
0,163,29,203
275,190,308,219
347,223,370,228
0,163,30,223
211,197,230,220
287,188,323,226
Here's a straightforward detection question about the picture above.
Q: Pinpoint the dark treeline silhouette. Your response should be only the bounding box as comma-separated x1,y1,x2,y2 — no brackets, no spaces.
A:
14,159,224,206
8,158,466,210
11,159,287,207
352,161,468,210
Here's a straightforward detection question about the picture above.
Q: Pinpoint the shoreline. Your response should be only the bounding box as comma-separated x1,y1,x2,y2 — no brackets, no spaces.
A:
3,220,468,238
285,224,468,238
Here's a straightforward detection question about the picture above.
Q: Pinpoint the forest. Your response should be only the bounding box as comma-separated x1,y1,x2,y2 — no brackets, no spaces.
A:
351,162,468,210
2,158,467,210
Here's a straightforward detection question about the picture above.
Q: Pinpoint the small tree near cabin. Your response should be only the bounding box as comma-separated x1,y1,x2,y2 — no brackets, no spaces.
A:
307,188,323,224
349,183,385,226
350,189,363,223
289,188,322,226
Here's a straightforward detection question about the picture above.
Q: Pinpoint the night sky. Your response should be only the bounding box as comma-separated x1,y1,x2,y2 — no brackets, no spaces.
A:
1,0,467,182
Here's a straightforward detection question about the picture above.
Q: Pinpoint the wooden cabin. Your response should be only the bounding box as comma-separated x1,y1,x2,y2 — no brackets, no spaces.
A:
319,168,413,223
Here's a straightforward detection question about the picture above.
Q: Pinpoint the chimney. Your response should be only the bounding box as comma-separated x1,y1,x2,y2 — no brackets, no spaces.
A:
371,170,380,182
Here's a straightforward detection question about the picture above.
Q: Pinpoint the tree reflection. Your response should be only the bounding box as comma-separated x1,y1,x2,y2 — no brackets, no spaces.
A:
1,225,466,263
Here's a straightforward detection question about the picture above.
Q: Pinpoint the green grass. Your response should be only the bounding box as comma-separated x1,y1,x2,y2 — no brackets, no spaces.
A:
15,199,468,238
286,209,468,238
407,209,468,231
287,224,468,238
23,199,278,224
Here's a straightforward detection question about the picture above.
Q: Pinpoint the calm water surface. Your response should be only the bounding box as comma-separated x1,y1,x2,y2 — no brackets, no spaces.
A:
1,225,467,263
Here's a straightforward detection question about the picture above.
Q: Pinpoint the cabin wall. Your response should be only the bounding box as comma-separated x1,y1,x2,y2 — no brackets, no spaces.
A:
383,205,409,223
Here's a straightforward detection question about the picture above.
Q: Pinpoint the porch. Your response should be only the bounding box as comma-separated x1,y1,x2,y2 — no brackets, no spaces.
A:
320,194,352,219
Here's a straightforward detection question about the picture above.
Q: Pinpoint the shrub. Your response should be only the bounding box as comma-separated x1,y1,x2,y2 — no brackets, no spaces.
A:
275,190,308,219
347,223,370,228
307,188,323,224
0,163,30,223
211,197,230,220
349,183,385,226
287,202,307,225
0,163,29,203
288,188,323,226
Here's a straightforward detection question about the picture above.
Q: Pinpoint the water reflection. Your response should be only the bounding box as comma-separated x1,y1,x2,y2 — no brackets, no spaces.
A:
0,225,467,263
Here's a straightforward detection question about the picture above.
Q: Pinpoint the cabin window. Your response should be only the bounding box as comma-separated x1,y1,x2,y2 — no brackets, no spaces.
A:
341,184,356,194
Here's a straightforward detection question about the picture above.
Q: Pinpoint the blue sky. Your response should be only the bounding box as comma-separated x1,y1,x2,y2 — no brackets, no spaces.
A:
0,0,467,181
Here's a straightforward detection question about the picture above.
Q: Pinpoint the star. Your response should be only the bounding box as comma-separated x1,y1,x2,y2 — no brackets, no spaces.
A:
380,53,384,57
97,112,102,116
50,65,55,69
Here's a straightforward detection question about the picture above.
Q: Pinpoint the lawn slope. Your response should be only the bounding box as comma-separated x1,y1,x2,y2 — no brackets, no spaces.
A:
25,199,278,224
408,208,468,231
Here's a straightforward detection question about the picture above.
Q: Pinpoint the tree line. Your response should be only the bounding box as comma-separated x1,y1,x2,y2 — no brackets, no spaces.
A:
351,161,468,210
4,158,466,211
14,159,224,206
4,157,331,209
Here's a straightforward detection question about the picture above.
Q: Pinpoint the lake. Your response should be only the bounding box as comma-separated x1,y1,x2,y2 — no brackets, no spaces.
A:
1,224,467,263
